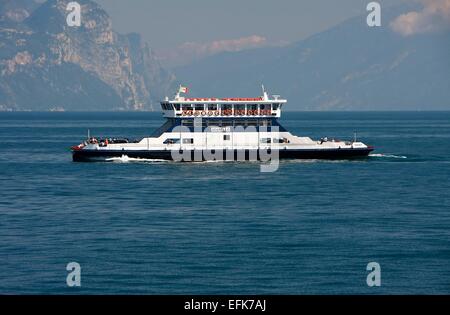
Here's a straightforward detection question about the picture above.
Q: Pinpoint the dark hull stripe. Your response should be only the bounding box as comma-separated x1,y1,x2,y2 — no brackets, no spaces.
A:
72,148,374,162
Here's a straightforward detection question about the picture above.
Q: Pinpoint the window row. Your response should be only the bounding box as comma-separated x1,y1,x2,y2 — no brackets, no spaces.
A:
181,119,273,127
162,103,281,111
163,137,290,144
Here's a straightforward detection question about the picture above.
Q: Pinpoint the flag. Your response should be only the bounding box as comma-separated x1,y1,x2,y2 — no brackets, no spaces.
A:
179,86,189,94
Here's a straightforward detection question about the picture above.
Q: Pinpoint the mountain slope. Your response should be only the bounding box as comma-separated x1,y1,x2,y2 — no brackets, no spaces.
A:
0,0,42,24
0,0,176,111
175,5,450,110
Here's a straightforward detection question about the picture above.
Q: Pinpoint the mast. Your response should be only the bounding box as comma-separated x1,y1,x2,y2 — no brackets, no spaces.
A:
261,84,269,101
175,84,181,100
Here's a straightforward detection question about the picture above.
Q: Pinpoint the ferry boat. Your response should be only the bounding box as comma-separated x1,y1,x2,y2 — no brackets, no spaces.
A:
71,86,374,162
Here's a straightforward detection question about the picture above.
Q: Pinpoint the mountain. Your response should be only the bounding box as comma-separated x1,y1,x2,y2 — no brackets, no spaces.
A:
175,5,450,110
0,0,176,111
0,0,42,24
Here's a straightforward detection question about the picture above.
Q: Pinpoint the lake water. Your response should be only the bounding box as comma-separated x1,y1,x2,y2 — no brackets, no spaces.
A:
0,111,449,294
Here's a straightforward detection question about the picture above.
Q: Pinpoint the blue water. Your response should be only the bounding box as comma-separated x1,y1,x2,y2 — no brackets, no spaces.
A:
0,111,449,294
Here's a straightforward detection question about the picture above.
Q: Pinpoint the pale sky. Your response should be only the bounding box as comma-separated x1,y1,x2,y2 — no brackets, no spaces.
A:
96,0,405,49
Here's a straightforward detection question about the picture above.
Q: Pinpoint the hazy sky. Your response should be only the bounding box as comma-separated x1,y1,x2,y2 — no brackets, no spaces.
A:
96,0,404,49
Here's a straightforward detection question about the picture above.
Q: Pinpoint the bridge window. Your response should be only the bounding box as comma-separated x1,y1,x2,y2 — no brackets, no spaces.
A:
234,104,245,115
222,104,233,116
194,104,205,111
182,104,192,111
174,104,181,110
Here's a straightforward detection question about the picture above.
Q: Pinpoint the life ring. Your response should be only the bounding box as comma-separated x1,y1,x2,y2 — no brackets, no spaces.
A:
201,111,206,116
208,111,213,116
215,111,220,116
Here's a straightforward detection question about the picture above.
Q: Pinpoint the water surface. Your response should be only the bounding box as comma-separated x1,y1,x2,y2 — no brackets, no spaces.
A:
0,111,449,294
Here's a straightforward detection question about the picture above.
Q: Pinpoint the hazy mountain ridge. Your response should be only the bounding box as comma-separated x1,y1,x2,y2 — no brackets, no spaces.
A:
0,0,176,111
175,4,450,110
0,0,42,24
1,2,448,111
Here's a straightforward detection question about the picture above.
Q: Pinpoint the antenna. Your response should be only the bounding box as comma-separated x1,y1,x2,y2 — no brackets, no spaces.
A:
354,131,357,143
261,84,268,100
87,129,90,140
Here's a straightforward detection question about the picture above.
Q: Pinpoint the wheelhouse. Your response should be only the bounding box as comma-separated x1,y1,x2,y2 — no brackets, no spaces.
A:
160,91,287,119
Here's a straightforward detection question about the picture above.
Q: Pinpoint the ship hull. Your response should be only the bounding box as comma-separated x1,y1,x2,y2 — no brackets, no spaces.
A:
72,147,374,162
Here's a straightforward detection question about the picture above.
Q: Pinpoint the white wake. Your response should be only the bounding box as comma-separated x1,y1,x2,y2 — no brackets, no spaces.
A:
105,155,167,163
369,153,407,159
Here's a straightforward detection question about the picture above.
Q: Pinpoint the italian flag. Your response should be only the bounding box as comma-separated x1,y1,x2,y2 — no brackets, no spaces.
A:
179,86,189,94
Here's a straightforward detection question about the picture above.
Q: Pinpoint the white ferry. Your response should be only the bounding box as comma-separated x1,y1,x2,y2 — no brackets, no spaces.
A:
71,86,374,162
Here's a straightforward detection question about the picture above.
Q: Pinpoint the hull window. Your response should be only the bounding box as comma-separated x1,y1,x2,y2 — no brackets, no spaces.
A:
273,138,290,144
163,138,180,144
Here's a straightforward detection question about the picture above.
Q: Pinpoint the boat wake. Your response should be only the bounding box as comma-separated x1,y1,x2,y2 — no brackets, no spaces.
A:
369,153,407,159
105,155,168,163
